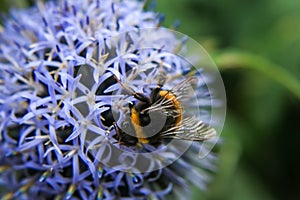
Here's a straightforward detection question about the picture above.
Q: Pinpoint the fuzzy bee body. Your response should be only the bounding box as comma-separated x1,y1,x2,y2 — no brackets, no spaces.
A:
101,75,216,147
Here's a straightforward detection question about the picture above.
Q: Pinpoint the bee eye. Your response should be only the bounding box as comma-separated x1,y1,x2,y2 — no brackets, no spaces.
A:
99,106,120,128
128,102,134,109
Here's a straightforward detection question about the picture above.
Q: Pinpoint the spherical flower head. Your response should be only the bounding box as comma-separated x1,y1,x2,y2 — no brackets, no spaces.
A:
0,0,226,199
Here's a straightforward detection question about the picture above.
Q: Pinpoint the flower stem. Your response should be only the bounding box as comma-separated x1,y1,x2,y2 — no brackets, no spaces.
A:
212,50,300,100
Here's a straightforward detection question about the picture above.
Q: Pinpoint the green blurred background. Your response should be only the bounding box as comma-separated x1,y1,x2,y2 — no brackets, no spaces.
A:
152,1,300,200
1,0,300,199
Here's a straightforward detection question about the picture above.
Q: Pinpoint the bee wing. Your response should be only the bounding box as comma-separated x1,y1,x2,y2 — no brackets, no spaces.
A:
171,77,198,100
161,115,216,141
144,77,198,112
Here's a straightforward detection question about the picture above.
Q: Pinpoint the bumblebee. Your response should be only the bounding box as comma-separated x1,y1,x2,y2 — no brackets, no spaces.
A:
101,73,216,147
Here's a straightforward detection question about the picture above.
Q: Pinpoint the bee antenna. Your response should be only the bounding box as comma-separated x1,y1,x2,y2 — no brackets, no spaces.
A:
112,75,134,94
156,70,166,88
112,75,150,103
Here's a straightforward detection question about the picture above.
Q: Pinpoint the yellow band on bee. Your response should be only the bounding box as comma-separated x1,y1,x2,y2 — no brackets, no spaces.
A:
159,90,182,127
131,108,149,144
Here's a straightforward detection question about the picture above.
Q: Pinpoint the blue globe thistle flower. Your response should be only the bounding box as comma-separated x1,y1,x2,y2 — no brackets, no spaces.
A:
0,0,226,199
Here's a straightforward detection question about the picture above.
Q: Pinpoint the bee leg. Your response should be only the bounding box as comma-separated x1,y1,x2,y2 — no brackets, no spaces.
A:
136,142,144,149
118,136,123,144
